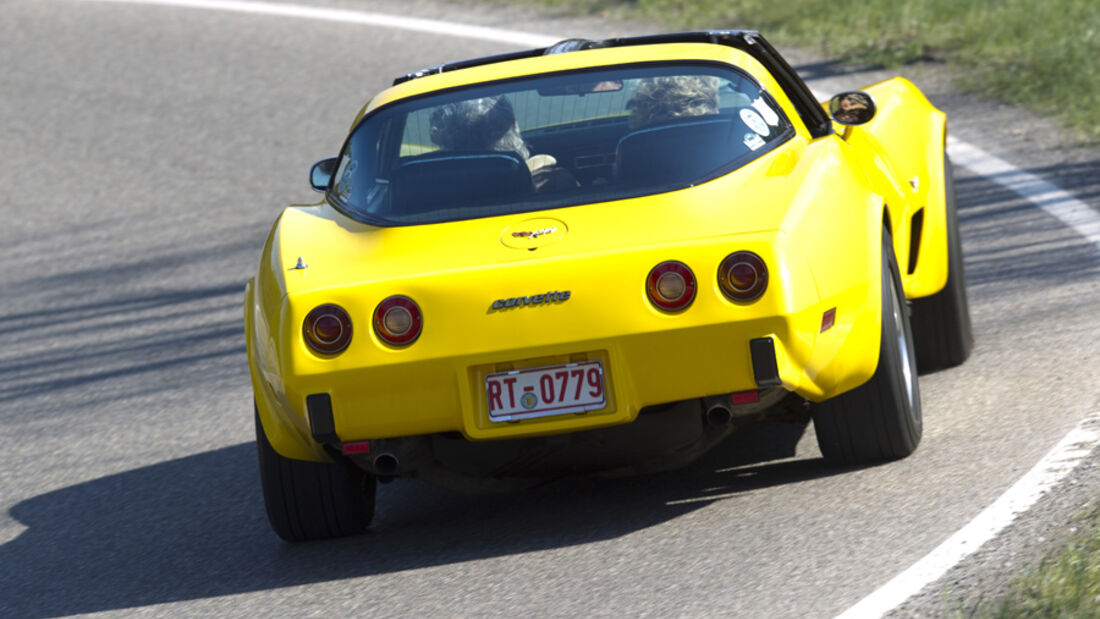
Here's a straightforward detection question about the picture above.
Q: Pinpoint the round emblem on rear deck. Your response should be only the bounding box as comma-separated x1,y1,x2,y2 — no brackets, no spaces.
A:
501,217,568,250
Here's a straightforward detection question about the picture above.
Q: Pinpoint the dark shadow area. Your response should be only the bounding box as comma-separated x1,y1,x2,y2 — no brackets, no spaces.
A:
953,162,1100,288
0,421,851,617
0,283,244,339
0,236,253,408
959,160,1100,212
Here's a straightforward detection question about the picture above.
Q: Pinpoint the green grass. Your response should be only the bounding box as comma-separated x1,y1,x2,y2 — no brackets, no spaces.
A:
489,0,1100,142
978,507,1100,617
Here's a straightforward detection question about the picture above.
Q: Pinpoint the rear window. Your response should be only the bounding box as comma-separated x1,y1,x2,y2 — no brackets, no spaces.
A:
329,63,793,226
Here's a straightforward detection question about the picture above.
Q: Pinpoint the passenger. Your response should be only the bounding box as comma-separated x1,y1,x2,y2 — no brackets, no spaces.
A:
429,96,577,191
625,75,721,129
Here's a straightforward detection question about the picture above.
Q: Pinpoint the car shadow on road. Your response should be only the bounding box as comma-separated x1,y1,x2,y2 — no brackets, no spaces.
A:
0,421,860,616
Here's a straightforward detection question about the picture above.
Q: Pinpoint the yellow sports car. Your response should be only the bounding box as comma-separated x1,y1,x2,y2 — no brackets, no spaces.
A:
246,31,972,541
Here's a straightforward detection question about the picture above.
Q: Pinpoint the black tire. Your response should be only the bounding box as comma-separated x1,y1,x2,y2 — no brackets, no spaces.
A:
813,233,922,464
910,153,973,372
255,408,376,542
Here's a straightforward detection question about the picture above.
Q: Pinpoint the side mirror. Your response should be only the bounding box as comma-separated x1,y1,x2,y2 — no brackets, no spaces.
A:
309,157,339,192
828,91,876,126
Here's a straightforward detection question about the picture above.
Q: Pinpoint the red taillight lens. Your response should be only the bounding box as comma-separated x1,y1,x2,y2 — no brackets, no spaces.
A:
647,261,696,311
718,251,768,302
373,295,422,346
303,304,352,355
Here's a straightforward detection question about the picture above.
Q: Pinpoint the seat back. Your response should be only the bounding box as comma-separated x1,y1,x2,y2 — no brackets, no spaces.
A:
389,151,533,217
615,116,744,186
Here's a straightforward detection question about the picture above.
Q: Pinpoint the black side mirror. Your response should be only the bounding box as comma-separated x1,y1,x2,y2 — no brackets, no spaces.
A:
828,91,876,126
309,157,339,192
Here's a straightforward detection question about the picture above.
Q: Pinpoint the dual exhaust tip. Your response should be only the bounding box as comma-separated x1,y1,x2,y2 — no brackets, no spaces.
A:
361,395,760,474
706,403,734,427
704,389,765,427
372,453,399,476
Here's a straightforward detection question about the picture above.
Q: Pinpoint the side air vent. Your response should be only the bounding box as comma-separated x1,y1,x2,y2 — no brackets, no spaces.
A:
908,208,924,275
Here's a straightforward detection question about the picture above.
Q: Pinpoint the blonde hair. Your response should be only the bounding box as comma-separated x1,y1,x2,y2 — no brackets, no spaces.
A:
626,76,720,129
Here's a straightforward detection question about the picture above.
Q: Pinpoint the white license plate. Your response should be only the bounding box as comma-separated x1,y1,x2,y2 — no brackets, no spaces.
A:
486,361,606,422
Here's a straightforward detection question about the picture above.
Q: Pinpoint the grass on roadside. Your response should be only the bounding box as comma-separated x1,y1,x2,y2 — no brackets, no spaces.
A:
972,505,1100,618
493,0,1100,142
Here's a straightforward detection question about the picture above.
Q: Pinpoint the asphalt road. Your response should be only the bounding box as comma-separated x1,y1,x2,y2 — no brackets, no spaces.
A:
2,1,1099,616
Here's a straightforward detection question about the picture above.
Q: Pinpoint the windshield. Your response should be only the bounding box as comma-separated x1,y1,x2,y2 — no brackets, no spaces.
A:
329,63,793,226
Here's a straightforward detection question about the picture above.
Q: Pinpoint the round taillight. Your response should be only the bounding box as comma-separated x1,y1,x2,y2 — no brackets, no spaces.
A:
373,295,422,346
303,304,352,355
646,261,696,311
718,251,768,302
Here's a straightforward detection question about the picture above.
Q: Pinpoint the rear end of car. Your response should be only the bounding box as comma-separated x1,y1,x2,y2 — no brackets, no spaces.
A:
250,159,879,470
247,33,910,541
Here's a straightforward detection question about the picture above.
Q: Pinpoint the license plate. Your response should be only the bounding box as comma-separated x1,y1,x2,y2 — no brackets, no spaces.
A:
486,361,606,422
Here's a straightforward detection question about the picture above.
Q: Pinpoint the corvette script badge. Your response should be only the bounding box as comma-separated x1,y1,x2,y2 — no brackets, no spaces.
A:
491,290,571,311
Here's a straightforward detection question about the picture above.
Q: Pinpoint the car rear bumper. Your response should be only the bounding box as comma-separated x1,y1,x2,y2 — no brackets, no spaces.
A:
248,230,882,462
252,295,873,463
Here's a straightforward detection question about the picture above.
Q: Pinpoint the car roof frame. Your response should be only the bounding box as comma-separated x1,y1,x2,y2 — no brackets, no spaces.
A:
393,30,833,139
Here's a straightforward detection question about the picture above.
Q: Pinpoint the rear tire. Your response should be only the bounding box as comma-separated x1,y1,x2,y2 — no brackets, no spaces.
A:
255,407,376,542
813,233,922,464
910,153,973,372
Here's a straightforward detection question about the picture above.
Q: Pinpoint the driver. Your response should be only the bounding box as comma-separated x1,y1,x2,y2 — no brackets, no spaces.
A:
625,75,720,129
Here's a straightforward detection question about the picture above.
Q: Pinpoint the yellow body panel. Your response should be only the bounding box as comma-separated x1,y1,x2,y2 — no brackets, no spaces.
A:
840,78,949,299
249,40,948,462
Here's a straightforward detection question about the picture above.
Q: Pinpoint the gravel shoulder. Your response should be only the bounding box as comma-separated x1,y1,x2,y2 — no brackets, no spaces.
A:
894,454,1100,616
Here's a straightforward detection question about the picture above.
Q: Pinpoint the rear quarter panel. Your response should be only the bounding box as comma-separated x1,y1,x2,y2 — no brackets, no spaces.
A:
248,213,332,462
844,77,948,299
780,136,885,398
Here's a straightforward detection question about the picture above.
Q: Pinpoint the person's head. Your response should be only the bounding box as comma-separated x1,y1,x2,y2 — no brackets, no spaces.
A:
626,75,720,129
429,96,529,158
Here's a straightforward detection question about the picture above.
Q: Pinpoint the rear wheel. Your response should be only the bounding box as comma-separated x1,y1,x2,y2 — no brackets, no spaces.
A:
255,407,376,542
910,153,973,372
813,233,922,464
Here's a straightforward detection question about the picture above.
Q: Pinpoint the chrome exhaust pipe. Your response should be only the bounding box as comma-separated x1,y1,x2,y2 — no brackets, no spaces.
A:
704,400,733,427
373,453,399,476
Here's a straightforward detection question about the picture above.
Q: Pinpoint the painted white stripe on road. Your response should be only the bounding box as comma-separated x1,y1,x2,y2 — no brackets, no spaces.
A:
81,0,562,47
837,412,1100,619
75,0,1100,615
948,136,1100,247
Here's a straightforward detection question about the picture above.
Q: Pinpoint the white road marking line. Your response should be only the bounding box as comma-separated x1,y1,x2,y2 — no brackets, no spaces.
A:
836,412,1100,619
71,0,1100,614
81,0,561,47
947,137,1100,247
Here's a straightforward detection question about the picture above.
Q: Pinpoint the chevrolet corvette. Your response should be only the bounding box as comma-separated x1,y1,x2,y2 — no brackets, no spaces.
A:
245,31,972,541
